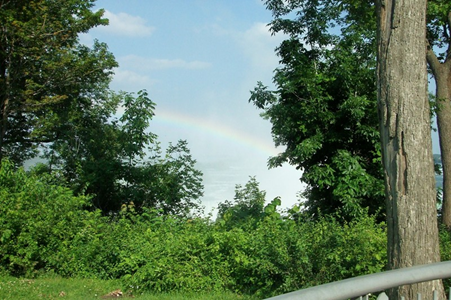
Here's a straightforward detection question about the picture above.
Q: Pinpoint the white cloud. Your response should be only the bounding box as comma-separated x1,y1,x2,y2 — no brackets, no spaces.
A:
120,55,211,70
147,58,211,70
206,22,285,72
110,69,157,92
100,10,155,37
236,22,286,69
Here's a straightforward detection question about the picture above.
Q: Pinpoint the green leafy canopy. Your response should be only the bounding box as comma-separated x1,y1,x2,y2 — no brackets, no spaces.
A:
250,0,384,220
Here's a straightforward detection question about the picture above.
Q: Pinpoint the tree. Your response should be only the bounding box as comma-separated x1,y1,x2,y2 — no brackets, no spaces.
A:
252,0,384,220
0,0,111,165
376,0,445,297
426,2,451,226
0,1,204,216
217,176,267,229
137,140,204,216
259,1,451,225
40,89,204,216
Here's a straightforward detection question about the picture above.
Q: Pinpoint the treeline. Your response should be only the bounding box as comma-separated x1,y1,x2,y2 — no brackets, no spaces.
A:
1,162,450,297
0,161,391,297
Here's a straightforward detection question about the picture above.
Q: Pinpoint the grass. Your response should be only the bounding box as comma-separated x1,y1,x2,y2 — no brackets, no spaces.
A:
0,276,258,300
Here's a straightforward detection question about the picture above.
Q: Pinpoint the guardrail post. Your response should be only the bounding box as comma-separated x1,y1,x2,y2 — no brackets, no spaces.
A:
433,290,438,300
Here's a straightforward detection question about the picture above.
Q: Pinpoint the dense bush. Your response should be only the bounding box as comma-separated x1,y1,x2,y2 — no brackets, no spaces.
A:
0,160,391,297
110,210,387,297
0,160,96,277
224,211,386,296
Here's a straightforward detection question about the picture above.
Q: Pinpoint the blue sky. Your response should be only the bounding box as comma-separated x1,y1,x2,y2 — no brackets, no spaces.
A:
81,0,441,216
81,0,305,215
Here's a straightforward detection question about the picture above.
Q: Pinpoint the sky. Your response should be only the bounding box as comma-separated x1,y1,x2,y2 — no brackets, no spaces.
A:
80,0,306,215
80,0,441,217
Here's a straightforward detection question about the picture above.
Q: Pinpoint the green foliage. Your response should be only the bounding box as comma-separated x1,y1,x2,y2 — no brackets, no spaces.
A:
143,140,204,216
118,210,386,297
0,160,95,277
300,213,386,284
38,87,203,215
218,210,386,297
258,0,449,222
1,1,204,217
0,165,387,296
427,0,451,61
217,177,266,230
41,89,155,212
250,0,386,220
120,90,157,160
250,38,384,220
119,215,228,293
0,0,111,164
439,226,451,288
264,0,376,51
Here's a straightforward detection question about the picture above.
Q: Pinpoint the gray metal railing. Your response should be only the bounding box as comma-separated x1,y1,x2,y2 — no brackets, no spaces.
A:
266,261,451,300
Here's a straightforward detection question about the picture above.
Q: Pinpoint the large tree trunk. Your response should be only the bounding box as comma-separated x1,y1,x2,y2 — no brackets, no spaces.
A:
376,0,445,299
427,12,451,227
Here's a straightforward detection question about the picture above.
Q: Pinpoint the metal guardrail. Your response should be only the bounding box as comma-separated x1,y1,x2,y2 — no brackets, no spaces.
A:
266,261,451,300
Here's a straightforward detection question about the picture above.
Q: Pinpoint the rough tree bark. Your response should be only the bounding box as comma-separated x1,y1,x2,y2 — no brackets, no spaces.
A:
376,0,445,299
427,11,451,226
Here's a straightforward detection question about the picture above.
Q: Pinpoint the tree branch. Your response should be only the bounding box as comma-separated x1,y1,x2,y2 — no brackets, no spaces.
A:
426,41,442,77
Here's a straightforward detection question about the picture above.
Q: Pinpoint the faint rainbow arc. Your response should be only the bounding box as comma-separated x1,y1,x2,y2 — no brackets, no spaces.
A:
153,109,279,157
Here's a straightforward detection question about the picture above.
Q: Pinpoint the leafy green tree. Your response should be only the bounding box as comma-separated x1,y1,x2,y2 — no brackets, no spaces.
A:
0,0,111,165
128,140,205,216
217,176,267,229
262,1,451,227
39,88,203,215
251,0,383,220
39,90,149,212
258,3,447,296
257,0,451,224
0,1,204,215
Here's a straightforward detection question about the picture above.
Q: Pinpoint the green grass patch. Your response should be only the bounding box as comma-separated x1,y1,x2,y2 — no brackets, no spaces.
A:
0,276,122,299
0,276,257,300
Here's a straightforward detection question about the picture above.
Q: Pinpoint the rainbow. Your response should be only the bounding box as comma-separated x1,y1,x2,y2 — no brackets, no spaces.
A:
153,108,280,157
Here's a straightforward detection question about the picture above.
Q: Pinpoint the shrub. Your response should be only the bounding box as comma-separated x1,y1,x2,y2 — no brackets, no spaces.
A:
0,159,388,297
0,160,94,277
118,213,231,293
113,208,387,297
218,211,387,297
